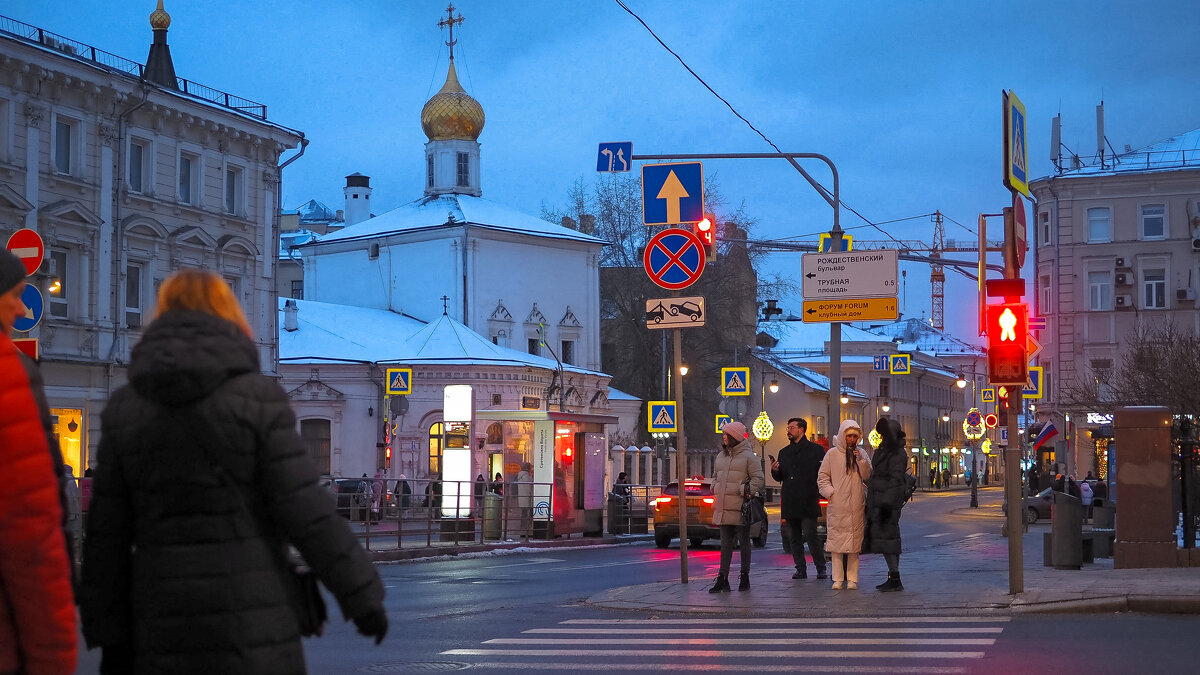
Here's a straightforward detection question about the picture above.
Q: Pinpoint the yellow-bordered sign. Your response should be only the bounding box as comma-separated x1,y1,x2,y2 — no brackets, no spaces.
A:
1023,366,1043,399
648,401,678,432
385,367,413,395
720,367,750,396
1004,90,1031,199
715,414,732,433
888,354,911,375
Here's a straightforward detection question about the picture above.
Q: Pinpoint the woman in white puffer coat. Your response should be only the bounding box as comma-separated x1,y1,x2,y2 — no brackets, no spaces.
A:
818,419,871,590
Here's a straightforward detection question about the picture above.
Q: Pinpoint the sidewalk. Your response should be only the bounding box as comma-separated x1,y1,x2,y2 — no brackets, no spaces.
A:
586,504,1200,616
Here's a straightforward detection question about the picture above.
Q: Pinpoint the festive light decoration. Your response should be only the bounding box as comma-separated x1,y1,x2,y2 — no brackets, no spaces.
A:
752,411,774,443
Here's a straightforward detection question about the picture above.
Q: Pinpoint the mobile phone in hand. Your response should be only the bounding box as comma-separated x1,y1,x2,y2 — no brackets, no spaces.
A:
769,455,776,463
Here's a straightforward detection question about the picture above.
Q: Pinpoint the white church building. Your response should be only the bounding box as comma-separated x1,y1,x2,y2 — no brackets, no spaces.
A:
278,41,638,535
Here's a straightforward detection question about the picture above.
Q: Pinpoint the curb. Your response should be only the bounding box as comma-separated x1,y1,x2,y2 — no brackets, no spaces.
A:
369,534,653,562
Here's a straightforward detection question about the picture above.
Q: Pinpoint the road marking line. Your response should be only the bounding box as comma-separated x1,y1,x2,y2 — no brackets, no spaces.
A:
525,627,1004,635
484,638,996,646
442,648,986,659
456,663,966,673
923,533,953,538
481,558,564,569
560,617,1010,624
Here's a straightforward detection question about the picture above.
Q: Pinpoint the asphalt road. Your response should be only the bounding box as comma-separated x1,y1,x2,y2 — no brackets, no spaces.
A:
75,487,1200,673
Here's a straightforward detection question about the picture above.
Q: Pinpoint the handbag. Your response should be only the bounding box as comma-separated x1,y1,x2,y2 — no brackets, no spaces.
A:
740,481,767,527
187,414,328,637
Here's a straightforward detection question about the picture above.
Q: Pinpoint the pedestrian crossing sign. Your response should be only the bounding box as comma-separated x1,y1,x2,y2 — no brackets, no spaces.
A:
386,367,412,395
981,387,995,404
1023,366,1043,399
648,401,678,433
715,414,732,433
888,354,910,375
720,367,750,396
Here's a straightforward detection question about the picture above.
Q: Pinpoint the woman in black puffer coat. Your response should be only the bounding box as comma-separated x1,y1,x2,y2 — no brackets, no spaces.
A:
80,269,387,674
863,418,909,592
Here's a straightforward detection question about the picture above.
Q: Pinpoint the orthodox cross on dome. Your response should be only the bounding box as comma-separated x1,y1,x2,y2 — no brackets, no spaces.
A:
440,295,451,314
438,4,465,61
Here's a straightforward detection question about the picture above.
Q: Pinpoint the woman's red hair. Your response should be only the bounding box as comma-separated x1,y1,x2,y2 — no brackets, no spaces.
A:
154,268,253,338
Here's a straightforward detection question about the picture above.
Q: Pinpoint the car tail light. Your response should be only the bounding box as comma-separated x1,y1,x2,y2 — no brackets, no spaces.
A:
819,499,828,507
654,496,673,510
701,497,715,505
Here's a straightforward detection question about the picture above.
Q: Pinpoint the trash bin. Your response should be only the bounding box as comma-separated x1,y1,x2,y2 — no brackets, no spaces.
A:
608,494,630,535
1049,491,1084,569
1092,499,1116,529
482,492,501,539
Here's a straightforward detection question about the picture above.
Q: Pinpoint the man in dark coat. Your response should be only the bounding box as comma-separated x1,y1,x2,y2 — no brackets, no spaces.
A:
770,417,827,580
864,418,909,592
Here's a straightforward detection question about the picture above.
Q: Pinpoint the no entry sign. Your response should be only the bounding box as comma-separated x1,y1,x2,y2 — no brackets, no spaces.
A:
6,229,44,276
643,228,706,290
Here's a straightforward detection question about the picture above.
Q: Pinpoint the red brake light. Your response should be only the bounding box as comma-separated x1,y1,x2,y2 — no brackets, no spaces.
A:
819,499,829,507
654,496,673,510
701,497,715,505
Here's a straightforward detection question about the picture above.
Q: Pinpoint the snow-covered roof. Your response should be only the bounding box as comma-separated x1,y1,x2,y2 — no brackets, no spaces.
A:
307,193,604,247
755,351,867,398
1037,127,1200,179
279,298,605,376
606,386,640,402
279,229,322,259
868,318,984,356
288,199,343,224
764,320,894,354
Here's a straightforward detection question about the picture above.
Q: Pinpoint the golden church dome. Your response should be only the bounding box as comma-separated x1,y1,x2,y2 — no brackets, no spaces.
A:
149,0,171,30
420,61,485,142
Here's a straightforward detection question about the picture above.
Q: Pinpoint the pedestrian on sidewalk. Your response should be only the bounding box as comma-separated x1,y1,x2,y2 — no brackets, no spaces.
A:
863,418,908,592
1080,477,1094,521
708,421,765,593
818,420,870,590
0,249,77,674
80,269,387,673
770,417,827,580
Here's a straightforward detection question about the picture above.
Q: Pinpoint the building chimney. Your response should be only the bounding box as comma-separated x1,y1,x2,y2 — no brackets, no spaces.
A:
343,173,372,226
283,299,299,332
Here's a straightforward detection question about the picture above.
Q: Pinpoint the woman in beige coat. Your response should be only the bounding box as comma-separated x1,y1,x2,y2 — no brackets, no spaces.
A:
818,419,871,590
708,421,765,593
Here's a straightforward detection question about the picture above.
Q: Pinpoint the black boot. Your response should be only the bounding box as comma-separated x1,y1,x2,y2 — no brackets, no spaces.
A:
738,572,750,592
708,573,731,593
878,572,904,592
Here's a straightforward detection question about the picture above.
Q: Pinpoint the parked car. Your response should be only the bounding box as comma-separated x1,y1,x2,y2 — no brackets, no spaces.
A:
1003,487,1054,523
653,478,766,548
669,301,703,320
326,477,367,518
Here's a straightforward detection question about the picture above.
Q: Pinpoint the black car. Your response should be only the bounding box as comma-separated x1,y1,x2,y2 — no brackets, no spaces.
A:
1002,487,1053,523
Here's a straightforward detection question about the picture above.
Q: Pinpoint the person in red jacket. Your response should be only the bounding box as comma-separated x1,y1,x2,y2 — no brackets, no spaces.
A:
0,248,77,674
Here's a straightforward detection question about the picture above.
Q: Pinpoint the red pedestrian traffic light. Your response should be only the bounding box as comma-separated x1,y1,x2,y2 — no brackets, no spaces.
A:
986,302,1028,386
694,216,717,261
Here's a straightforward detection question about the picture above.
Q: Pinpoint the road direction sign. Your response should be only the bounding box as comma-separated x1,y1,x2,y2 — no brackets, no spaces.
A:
642,162,703,225
385,367,413,395
13,284,43,333
1028,316,1047,332
981,387,996,404
720,367,750,396
647,401,678,433
802,297,899,323
596,142,632,173
802,249,898,300
1023,366,1043,399
873,355,887,371
643,228,706,290
715,414,732,434
1003,90,1031,199
645,295,705,329
889,354,911,375
6,229,44,276
817,233,853,252
1025,333,1042,362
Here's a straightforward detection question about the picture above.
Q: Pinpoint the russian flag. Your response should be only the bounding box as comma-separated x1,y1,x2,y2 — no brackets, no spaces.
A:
1032,421,1058,450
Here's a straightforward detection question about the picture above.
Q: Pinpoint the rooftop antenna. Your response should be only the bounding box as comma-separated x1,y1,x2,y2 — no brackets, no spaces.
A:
1096,100,1106,169
1051,114,1062,174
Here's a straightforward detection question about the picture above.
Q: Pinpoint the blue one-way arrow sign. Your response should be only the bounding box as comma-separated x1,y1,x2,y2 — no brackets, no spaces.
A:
596,142,632,172
642,162,703,225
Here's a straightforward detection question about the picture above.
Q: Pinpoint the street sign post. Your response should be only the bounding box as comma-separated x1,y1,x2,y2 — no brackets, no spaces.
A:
645,296,705,329
1022,366,1043,399
888,354,911,375
641,162,703,225
647,401,678,433
643,228,706,290
714,414,732,433
6,228,44,276
596,142,632,173
1003,90,1031,199
817,233,853,252
720,367,750,396
802,297,898,323
801,250,898,300
385,368,413,396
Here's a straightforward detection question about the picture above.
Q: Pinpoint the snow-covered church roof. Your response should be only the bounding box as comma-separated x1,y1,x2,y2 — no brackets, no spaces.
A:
307,193,604,247
279,298,605,376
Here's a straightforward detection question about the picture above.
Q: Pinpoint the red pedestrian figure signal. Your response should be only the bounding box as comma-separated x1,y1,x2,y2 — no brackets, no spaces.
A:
986,302,1028,386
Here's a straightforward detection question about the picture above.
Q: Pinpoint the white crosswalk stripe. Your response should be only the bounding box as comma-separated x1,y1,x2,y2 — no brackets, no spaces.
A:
441,615,1009,672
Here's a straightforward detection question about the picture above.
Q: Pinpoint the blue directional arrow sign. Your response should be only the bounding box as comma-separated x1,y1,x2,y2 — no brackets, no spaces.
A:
596,142,632,173
873,355,888,371
385,367,412,395
13,284,43,333
642,162,703,225
648,401,677,433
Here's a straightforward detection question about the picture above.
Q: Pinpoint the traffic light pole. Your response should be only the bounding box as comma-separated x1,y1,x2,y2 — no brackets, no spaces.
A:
1005,392,1023,593
673,325,689,583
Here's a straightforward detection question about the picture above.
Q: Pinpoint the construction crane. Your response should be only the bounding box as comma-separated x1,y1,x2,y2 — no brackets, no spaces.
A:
740,210,1004,330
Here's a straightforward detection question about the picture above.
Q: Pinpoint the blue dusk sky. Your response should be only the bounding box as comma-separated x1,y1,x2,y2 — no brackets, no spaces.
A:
7,1,1199,340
